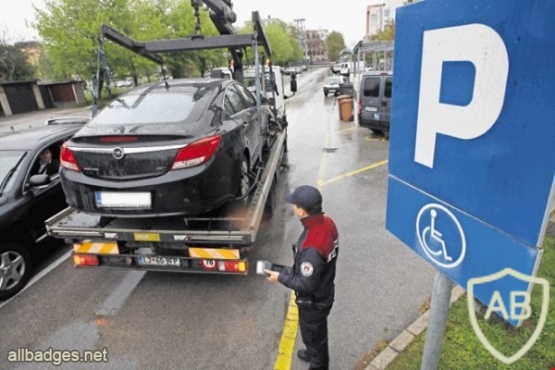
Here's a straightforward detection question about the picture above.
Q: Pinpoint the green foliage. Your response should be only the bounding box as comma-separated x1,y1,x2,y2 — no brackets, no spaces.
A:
325,31,345,62
32,0,227,81
237,20,302,67
0,43,36,81
387,237,555,369
371,20,395,41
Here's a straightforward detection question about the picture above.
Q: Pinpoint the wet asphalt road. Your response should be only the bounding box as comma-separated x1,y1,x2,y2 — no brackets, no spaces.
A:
0,68,434,370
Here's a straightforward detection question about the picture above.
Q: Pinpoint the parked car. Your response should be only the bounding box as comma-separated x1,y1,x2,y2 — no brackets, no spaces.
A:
357,71,393,138
323,76,347,96
0,120,87,300
60,78,269,217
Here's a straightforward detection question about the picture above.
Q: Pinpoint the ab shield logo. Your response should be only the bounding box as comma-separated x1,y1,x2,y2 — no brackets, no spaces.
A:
467,268,550,364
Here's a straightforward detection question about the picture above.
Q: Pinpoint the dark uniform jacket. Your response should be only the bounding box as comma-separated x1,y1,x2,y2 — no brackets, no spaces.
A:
278,213,339,305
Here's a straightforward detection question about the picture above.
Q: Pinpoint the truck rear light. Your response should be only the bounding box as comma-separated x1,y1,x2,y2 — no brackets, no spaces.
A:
171,135,221,170
73,254,99,266
61,143,81,171
218,260,247,273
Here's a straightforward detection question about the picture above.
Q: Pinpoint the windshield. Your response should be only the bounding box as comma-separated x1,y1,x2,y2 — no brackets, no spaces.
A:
264,72,276,93
0,150,26,195
326,77,345,84
91,87,216,125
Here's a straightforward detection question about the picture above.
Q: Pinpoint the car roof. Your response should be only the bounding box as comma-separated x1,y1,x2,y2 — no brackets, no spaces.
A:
127,78,230,96
0,123,85,150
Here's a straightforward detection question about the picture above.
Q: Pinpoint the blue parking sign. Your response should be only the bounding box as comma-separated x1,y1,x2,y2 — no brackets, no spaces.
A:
386,0,555,326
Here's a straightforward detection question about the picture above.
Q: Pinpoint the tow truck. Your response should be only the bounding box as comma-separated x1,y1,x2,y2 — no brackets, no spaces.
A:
45,1,295,275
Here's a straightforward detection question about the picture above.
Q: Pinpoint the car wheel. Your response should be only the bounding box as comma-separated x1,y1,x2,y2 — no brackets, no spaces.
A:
324,90,328,97
238,155,251,202
0,243,32,300
370,129,383,135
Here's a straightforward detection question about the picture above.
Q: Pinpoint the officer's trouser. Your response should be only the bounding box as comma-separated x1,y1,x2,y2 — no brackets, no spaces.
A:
299,304,333,370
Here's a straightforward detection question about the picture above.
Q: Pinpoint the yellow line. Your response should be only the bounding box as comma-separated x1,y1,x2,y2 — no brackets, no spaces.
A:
337,127,356,134
273,294,299,370
319,159,388,188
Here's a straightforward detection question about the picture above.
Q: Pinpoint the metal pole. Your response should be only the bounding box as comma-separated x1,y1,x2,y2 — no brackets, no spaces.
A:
420,271,452,370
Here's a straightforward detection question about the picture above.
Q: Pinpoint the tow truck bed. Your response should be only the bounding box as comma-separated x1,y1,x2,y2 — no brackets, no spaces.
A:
46,131,286,275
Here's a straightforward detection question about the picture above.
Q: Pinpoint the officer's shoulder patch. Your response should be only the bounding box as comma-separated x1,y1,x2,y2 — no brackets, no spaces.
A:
300,262,314,277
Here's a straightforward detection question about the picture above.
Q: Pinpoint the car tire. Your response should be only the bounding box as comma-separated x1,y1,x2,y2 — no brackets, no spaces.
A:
0,242,33,300
370,129,383,135
324,90,328,97
237,155,251,203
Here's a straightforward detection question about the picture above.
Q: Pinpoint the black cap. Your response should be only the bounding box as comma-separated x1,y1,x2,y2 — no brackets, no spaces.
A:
284,185,322,210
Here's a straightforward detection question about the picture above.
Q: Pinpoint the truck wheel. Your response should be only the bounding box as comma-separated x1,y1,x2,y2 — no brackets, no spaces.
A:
0,243,32,300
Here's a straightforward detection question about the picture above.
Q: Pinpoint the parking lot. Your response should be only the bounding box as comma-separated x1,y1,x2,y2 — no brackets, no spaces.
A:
0,68,434,370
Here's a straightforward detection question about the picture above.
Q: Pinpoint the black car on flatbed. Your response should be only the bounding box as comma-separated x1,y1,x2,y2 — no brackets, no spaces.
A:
0,120,87,299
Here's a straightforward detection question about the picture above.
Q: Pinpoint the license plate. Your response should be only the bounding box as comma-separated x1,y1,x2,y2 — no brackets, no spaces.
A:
96,191,151,208
365,106,378,112
136,256,180,267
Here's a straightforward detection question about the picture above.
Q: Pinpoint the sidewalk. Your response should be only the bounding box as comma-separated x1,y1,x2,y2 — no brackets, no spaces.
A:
0,106,91,133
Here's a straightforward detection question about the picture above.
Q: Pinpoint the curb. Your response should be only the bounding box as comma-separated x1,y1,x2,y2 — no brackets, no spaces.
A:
364,285,466,370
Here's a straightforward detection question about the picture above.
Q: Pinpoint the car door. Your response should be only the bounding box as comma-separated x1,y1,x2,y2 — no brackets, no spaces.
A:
225,84,261,167
360,76,382,120
24,140,68,243
381,76,393,127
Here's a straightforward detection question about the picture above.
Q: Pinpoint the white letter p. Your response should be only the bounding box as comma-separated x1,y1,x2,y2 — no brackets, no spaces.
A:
414,24,509,168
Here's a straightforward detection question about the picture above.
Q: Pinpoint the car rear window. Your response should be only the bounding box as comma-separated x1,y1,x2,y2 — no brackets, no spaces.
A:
363,77,380,97
91,89,212,125
384,78,393,98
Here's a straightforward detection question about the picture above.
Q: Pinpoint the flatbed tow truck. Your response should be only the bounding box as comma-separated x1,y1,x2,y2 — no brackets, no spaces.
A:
45,1,292,275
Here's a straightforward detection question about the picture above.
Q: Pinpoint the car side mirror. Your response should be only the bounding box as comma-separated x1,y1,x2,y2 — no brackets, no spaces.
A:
29,174,51,188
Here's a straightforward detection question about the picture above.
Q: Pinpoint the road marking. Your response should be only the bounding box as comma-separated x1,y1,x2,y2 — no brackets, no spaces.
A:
273,294,299,370
365,135,387,142
0,248,72,310
318,159,388,188
337,127,357,134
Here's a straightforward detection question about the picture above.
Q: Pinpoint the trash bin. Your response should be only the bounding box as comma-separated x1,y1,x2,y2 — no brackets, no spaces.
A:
337,95,353,122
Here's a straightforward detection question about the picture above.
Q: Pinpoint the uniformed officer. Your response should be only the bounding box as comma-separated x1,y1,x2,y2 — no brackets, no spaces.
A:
266,185,339,370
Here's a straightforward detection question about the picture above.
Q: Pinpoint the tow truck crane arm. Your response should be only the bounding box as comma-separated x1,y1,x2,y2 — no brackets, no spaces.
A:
99,1,271,84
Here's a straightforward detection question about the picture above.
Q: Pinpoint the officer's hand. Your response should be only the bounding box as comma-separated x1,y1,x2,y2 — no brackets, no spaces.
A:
265,269,280,283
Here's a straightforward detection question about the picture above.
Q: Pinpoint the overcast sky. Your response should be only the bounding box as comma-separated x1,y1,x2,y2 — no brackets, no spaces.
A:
0,0,396,47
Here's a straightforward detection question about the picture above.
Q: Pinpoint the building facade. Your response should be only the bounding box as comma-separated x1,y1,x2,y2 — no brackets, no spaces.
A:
306,29,328,62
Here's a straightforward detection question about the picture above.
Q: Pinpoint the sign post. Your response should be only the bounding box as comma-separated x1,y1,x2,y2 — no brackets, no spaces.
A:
387,0,555,365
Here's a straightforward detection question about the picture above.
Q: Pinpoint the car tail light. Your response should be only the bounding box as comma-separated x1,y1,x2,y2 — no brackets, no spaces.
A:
171,135,221,170
218,260,247,273
358,99,362,113
100,136,138,143
61,143,81,171
73,254,99,266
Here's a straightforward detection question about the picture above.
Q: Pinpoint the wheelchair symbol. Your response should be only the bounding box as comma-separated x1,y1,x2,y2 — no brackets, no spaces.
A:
416,203,466,268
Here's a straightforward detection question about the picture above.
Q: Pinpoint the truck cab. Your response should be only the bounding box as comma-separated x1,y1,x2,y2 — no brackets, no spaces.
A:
243,65,288,124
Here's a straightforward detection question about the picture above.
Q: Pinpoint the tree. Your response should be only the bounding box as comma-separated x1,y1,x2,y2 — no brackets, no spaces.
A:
371,20,395,41
32,0,226,82
0,31,36,81
238,20,302,66
325,31,345,62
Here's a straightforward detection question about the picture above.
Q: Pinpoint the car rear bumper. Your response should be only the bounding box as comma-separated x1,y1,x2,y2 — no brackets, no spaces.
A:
60,157,239,217
358,112,390,132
